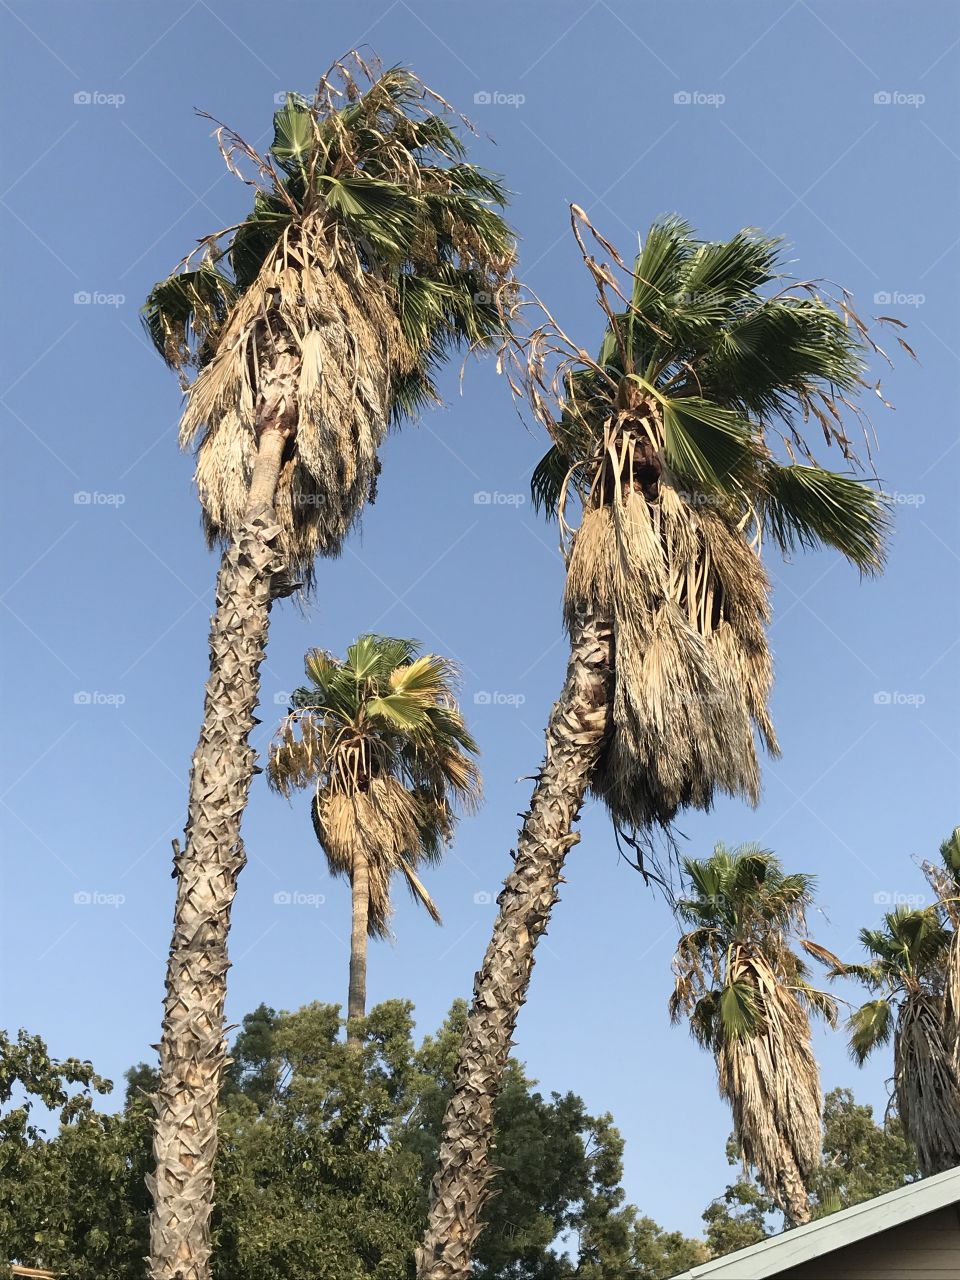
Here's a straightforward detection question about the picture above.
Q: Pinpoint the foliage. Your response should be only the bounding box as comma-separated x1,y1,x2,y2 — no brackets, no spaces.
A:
703,1088,920,1251
671,844,837,1223
268,636,481,935
4,1006,702,1279
142,55,516,577
836,894,960,1175
513,211,893,837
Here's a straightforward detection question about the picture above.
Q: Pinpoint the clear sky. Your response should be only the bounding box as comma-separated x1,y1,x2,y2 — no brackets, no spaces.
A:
2,0,958,1238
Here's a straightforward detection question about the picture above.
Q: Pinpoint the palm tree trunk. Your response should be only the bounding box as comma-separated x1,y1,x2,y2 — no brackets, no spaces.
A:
417,614,611,1280
781,1168,812,1227
148,346,298,1280
347,848,371,1045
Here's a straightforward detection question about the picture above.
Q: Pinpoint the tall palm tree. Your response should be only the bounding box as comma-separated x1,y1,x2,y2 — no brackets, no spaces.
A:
268,635,481,1040
840,904,960,1175
142,55,513,1280
669,844,837,1226
419,211,892,1277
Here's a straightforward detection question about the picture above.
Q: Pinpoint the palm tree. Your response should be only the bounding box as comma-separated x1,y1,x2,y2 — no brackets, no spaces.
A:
669,844,837,1226
924,826,960,1075
268,635,481,1040
419,211,891,1277
840,904,960,1175
142,55,514,1280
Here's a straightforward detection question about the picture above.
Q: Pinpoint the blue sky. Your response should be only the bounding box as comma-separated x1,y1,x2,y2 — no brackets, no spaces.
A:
2,0,958,1237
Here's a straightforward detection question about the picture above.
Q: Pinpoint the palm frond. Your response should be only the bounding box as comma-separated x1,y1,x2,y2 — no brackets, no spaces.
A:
762,464,889,573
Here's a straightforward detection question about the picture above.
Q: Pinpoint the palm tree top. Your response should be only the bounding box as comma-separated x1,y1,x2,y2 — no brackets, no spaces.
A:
839,904,950,994
671,843,838,1044
141,54,516,577
523,207,897,574
143,54,515,412
269,634,480,876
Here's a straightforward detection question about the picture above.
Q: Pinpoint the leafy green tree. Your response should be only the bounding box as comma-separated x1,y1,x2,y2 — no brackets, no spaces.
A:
268,638,480,1038
703,1089,920,1259
702,1174,772,1257
811,1088,917,1215
629,1217,709,1279
0,1028,144,1280
5,1008,707,1280
422,213,891,1277
142,53,514,1279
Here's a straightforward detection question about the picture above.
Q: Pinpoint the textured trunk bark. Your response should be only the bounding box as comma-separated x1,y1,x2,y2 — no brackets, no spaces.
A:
346,848,371,1046
147,391,293,1277
417,614,612,1280
781,1167,811,1227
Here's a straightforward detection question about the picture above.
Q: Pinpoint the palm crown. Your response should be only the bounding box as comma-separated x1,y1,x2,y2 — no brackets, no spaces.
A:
670,844,837,1224
515,211,892,831
671,844,837,1045
143,55,515,580
838,904,960,1175
841,906,950,1064
268,634,481,933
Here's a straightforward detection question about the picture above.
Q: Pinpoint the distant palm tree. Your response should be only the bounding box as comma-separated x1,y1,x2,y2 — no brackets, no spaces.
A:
420,212,892,1277
840,904,960,1175
924,827,960,1076
669,844,837,1226
142,54,513,1280
268,636,481,1039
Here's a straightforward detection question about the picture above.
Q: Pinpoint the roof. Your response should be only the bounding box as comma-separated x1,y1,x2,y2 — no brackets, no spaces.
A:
668,1164,960,1279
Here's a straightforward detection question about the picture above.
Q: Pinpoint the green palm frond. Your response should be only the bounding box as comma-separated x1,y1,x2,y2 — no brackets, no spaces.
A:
269,634,480,916
847,999,894,1066
762,464,889,573
719,980,762,1041
657,394,765,491
142,262,236,371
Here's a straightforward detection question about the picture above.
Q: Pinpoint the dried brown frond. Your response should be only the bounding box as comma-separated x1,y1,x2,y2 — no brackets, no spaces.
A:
312,776,442,936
